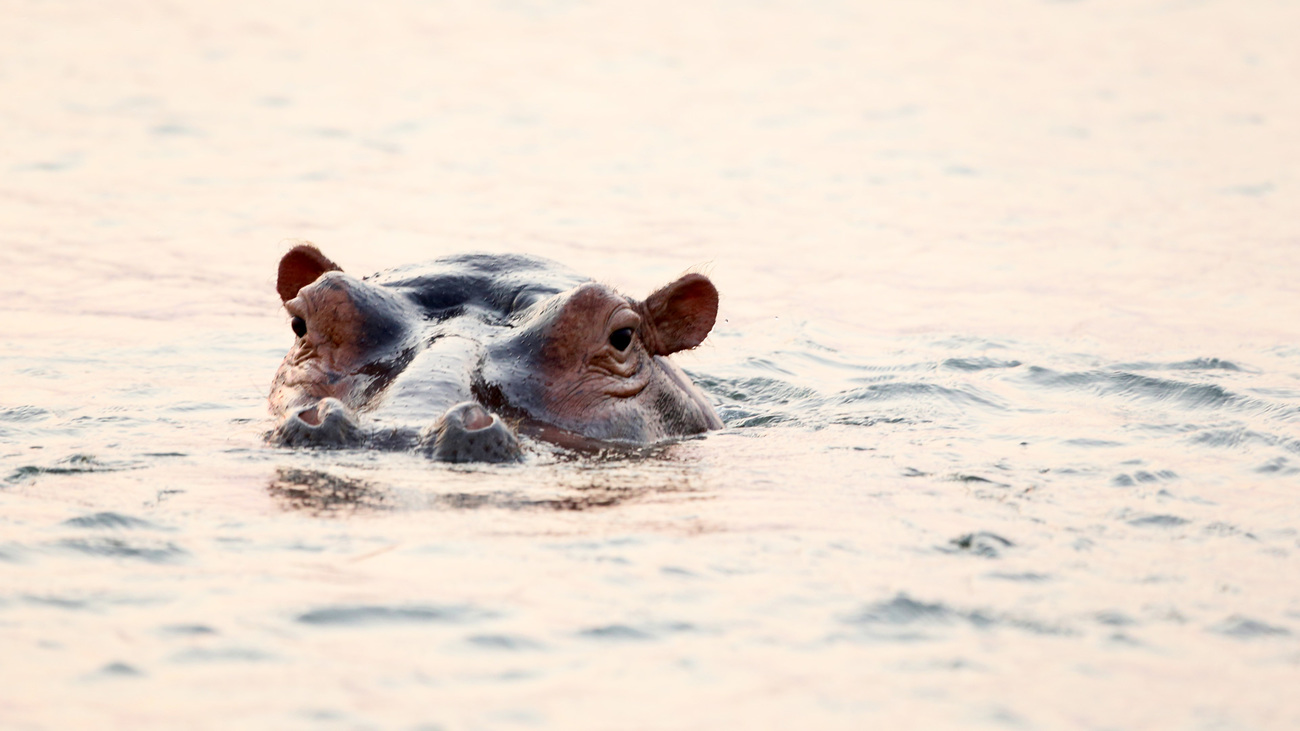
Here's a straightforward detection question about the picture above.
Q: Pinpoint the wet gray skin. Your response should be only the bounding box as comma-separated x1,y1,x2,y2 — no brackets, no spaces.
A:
268,245,722,462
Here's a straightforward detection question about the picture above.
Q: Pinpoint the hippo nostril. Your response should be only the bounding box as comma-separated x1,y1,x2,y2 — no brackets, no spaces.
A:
420,402,520,463
297,405,322,426
277,398,361,448
461,404,493,431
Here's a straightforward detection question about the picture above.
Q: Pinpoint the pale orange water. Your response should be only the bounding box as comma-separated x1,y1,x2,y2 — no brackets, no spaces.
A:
2,1,1299,728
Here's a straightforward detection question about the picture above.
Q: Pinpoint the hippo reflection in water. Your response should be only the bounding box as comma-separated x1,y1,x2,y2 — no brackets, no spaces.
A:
269,245,722,462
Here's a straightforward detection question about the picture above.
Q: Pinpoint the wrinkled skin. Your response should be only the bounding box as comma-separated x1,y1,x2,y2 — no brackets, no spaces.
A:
268,244,723,462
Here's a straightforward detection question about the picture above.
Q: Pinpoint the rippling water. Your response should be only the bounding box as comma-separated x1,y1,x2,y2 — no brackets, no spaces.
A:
3,1,1300,728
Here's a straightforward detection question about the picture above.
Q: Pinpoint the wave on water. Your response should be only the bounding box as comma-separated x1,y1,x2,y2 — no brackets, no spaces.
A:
1018,366,1300,419
62,512,163,530
693,326,1300,481
0,406,53,424
296,604,493,627
56,536,189,563
5,454,144,484
701,338,1296,420
841,593,1074,641
694,345,1014,429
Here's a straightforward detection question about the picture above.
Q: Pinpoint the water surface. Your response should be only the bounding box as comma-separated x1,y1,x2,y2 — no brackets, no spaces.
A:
2,1,1299,728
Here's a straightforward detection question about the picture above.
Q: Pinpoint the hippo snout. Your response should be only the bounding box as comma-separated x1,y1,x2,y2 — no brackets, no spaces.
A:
275,398,363,448
420,402,522,464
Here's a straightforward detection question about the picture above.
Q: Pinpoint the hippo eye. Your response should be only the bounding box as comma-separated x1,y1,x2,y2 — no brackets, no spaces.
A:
609,327,634,352
291,316,307,338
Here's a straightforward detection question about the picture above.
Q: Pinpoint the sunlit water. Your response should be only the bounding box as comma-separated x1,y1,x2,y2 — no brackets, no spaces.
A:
3,1,1299,729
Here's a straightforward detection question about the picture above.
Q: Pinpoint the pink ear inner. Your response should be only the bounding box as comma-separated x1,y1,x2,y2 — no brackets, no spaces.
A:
640,273,719,355
277,244,342,302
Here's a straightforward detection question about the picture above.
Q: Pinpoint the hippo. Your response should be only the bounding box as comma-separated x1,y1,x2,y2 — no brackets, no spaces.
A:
269,244,723,462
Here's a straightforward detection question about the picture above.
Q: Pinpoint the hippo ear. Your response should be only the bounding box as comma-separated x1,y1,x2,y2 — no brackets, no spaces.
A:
277,244,342,302
640,273,719,355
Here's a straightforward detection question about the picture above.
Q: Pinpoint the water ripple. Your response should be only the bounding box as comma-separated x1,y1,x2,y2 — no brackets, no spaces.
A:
465,634,544,650
1126,514,1191,528
941,532,1015,558
577,621,697,641
1020,367,1297,419
844,594,1074,640
0,406,52,423
6,454,143,484
296,604,492,627
941,357,1023,372
62,512,161,530
1209,616,1292,639
56,537,188,563
1114,358,1245,372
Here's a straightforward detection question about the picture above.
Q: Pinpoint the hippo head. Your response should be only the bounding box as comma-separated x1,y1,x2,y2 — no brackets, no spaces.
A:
268,244,722,461
482,272,721,443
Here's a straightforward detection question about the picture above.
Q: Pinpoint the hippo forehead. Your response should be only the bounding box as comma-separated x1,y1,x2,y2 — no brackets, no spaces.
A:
529,283,635,365
369,253,591,323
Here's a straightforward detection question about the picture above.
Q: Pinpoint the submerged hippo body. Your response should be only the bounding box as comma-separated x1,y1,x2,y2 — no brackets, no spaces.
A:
269,245,722,462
